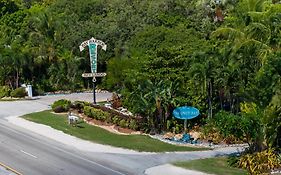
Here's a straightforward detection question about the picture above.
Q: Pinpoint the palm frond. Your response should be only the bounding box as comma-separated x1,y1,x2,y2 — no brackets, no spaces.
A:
245,22,271,43
211,27,245,41
233,38,271,65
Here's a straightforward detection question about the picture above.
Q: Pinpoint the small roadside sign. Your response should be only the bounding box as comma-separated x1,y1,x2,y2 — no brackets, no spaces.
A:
82,73,107,78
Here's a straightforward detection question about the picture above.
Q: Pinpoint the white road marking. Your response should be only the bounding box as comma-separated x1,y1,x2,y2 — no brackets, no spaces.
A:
20,150,37,159
0,123,127,175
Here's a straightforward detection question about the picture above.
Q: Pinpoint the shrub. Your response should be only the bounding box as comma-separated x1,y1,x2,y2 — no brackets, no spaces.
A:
227,155,240,167
119,119,128,128
83,106,110,121
71,101,90,112
112,116,120,124
264,101,281,149
239,149,281,175
91,108,109,121
10,87,26,98
0,86,11,98
53,106,65,113
82,104,143,130
51,99,71,113
129,119,138,130
83,106,92,117
202,111,262,145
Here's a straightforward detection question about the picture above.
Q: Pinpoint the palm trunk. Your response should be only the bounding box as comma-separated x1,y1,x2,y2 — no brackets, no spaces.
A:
16,69,19,88
208,80,213,118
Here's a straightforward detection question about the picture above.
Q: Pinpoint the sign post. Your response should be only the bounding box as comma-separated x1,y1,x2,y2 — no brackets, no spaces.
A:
79,37,107,104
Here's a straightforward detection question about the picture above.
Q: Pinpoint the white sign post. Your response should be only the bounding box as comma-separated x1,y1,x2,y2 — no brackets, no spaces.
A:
79,37,107,104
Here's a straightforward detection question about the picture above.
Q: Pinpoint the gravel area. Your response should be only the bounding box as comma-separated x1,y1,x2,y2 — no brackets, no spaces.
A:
149,134,248,149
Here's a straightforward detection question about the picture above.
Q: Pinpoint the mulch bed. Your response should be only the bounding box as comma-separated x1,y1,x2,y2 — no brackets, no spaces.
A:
78,113,137,134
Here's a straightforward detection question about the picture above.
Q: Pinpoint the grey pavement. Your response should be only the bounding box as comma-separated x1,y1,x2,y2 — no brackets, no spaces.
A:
145,164,211,175
0,93,244,175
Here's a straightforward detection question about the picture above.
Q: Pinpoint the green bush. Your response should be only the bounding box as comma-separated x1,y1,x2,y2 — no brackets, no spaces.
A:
119,119,128,128
71,101,90,112
82,106,142,130
112,116,120,124
264,98,281,149
202,111,262,145
129,119,138,130
10,87,26,98
91,108,105,121
239,149,281,175
83,106,92,117
83,106,110,121
51,99,71,113
227,155,240,167
0,86,11,98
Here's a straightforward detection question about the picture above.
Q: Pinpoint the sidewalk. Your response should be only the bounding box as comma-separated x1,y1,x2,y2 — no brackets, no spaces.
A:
145,164,211,175
7,116,151,155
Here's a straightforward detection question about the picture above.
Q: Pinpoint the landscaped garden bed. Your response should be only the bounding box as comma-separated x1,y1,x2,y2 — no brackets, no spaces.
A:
46,98,281,174
23,110,208,152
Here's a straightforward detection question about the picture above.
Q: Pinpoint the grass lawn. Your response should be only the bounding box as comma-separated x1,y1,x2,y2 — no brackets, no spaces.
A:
23,110,209,152
174,157,247,175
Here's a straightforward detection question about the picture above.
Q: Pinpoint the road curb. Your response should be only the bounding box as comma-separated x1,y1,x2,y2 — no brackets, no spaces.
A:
0,162,22,175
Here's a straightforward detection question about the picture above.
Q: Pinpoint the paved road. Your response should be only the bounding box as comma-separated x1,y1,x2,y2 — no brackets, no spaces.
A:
0,93,134,175
0,93,244,175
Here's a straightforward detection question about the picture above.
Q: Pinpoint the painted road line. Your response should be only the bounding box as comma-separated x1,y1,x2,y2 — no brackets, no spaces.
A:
20,150,38,159
0,123,127,175
0,162,23,175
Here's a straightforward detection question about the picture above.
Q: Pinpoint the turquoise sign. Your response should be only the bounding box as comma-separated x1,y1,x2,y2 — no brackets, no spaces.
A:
173,106,200,120
89,43,97,73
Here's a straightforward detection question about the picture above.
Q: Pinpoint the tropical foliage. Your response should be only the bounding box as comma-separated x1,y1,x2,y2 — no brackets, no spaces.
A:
0,0,281,153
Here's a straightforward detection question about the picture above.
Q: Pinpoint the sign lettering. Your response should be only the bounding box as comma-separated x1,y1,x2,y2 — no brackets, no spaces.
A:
82,73,107,78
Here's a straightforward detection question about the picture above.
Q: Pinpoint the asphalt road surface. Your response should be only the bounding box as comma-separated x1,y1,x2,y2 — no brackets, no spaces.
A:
0,93,134,175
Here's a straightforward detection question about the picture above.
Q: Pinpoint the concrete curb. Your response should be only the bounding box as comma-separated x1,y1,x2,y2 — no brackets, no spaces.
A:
0,162,22,175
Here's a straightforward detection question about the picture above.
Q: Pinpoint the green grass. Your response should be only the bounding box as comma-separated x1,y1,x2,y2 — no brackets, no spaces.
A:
174,157,247,175
23,111,209,152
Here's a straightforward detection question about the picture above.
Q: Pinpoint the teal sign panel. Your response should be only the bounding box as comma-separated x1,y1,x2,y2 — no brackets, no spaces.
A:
173,106,200,120
89,43,97,73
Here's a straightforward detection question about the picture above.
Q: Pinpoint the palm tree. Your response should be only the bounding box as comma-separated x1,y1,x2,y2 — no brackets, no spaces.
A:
211,22,271,65
28,8,63,63
128,79,180,132
188,54,219,118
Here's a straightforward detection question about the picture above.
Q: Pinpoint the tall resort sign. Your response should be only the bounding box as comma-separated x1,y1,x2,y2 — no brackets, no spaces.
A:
79,37,107,103
79,37,107,74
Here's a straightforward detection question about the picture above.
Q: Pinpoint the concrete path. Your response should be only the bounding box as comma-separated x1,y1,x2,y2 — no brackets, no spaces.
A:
145,164,211,175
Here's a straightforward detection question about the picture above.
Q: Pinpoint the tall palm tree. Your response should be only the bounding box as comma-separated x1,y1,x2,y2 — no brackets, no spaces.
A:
211,22,271,65
29,9,63,63
188,55,219,118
